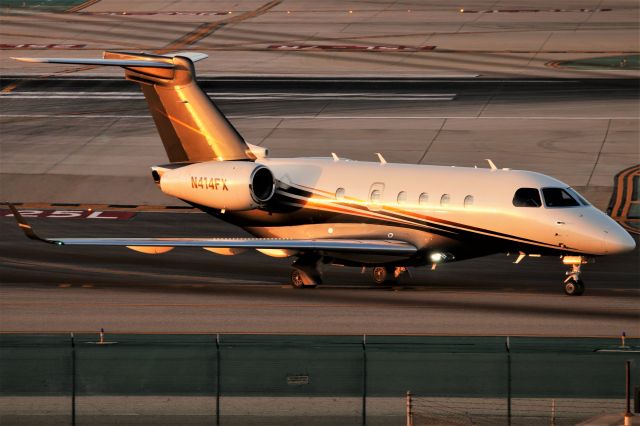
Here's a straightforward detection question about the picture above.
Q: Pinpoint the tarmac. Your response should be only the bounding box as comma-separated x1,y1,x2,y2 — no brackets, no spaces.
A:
0,2,639,425
0,0,639,338
1,212,638,335
0,0,638,78
1,78,638,208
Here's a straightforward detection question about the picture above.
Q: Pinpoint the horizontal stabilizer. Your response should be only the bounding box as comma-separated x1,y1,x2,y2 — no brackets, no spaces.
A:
11,57,174,68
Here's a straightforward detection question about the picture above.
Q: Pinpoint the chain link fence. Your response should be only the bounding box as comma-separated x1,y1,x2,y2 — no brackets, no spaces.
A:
0,334,637,426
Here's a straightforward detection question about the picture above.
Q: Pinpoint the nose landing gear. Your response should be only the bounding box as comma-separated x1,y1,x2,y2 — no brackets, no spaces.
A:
562,256,587,296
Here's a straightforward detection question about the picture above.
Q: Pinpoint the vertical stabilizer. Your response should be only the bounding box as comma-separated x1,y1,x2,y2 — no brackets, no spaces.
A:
103,51,254,163
13,52,254,162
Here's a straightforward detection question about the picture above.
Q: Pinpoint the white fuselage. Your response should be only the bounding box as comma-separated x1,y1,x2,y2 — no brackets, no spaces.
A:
159,157,635,262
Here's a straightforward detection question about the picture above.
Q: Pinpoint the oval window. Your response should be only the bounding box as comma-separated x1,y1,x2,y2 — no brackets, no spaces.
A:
335,187,345,201
464,195,474,207
418,192,429,205
397,191,407,205
440,194,450,206
370,189,382,203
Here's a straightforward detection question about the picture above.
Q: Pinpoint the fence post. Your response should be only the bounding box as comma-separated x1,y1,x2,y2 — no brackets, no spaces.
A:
506,336,511,426
362,334,367,426
406,391,413,426
216,334,221,426
625,360,634,426
70,332,76,426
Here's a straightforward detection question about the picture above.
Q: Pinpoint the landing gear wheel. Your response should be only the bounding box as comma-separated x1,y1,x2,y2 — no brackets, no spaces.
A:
562,256,588,296
290,269,318,289
372,266,397,286
564,278,585,296
291,270,305,289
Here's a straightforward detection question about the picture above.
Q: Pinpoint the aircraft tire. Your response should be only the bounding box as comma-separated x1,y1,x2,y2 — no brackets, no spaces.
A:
291,270,305,288
564,278,585,296
290,270,318,289
372,266,397,286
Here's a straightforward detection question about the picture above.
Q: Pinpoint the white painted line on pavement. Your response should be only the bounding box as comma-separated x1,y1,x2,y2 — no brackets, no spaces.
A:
0,91,457,101
1,114,637,120
1,91,458,97
0,95,456,101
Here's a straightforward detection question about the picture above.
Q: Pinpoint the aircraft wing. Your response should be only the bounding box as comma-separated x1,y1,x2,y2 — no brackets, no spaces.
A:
7,205,416,255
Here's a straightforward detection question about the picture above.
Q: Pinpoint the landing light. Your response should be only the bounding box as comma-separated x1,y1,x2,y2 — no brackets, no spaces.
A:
430,252,444,263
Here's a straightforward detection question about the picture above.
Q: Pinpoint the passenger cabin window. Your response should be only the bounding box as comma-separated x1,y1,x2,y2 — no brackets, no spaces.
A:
513,188,542,207
370,189,382,203
542,188,580,207
397,191,407,205
335,187,345,201
440,194,450,206
418,193,429,205
464,195,474,207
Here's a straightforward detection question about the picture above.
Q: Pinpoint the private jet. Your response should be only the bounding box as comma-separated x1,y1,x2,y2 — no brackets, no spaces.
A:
9,51,636,295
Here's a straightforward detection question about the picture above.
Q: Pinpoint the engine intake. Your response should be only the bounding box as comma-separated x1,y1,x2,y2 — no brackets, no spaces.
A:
251,166,276,203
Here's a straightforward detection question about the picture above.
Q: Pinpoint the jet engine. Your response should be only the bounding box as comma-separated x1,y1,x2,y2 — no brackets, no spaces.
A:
152,161,275,211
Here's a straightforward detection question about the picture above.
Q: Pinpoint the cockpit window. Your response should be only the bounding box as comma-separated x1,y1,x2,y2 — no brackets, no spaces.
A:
513,188,542,207
542,187,580,207
565,187,590,206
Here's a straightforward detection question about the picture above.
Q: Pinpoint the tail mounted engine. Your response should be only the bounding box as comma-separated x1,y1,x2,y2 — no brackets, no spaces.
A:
153,161,275,211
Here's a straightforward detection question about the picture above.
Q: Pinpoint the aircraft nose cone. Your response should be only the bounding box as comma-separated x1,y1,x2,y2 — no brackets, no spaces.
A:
604,225,636,254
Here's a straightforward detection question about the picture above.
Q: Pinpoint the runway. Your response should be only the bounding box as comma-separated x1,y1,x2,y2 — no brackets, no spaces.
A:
1,212,638,336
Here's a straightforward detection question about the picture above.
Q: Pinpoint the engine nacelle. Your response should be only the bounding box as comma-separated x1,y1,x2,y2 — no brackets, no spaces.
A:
154,161,275,211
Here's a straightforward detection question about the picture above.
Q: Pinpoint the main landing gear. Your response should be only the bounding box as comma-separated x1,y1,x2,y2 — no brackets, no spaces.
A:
290,253,322,289
562,256,587,296
372,266,407,286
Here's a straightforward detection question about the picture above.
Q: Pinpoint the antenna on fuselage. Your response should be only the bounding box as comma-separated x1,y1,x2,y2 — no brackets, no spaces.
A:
485,159,497,170
376,153,387,164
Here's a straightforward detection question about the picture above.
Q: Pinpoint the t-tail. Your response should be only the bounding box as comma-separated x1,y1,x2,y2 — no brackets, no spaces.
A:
13,51,255,163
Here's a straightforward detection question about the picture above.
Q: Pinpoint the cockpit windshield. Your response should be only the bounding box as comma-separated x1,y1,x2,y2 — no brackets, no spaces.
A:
565,187,590,206
542,187,581,207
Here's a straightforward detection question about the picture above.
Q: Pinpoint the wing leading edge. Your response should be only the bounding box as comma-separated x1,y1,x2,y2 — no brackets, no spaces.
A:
7,205,417,256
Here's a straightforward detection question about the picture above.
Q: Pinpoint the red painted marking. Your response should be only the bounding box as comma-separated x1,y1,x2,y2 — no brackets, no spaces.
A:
0,44,86,49
78,11,229,16
1,210,135,220
461,8,611,13
269,44,435,52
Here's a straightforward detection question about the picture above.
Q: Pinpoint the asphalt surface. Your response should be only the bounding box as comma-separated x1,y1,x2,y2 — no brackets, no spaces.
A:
1,77,638,337
2,77,638,207
1,212,638,336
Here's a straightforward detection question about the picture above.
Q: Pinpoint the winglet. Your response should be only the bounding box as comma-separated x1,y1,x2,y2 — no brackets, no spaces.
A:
6,204,60,245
